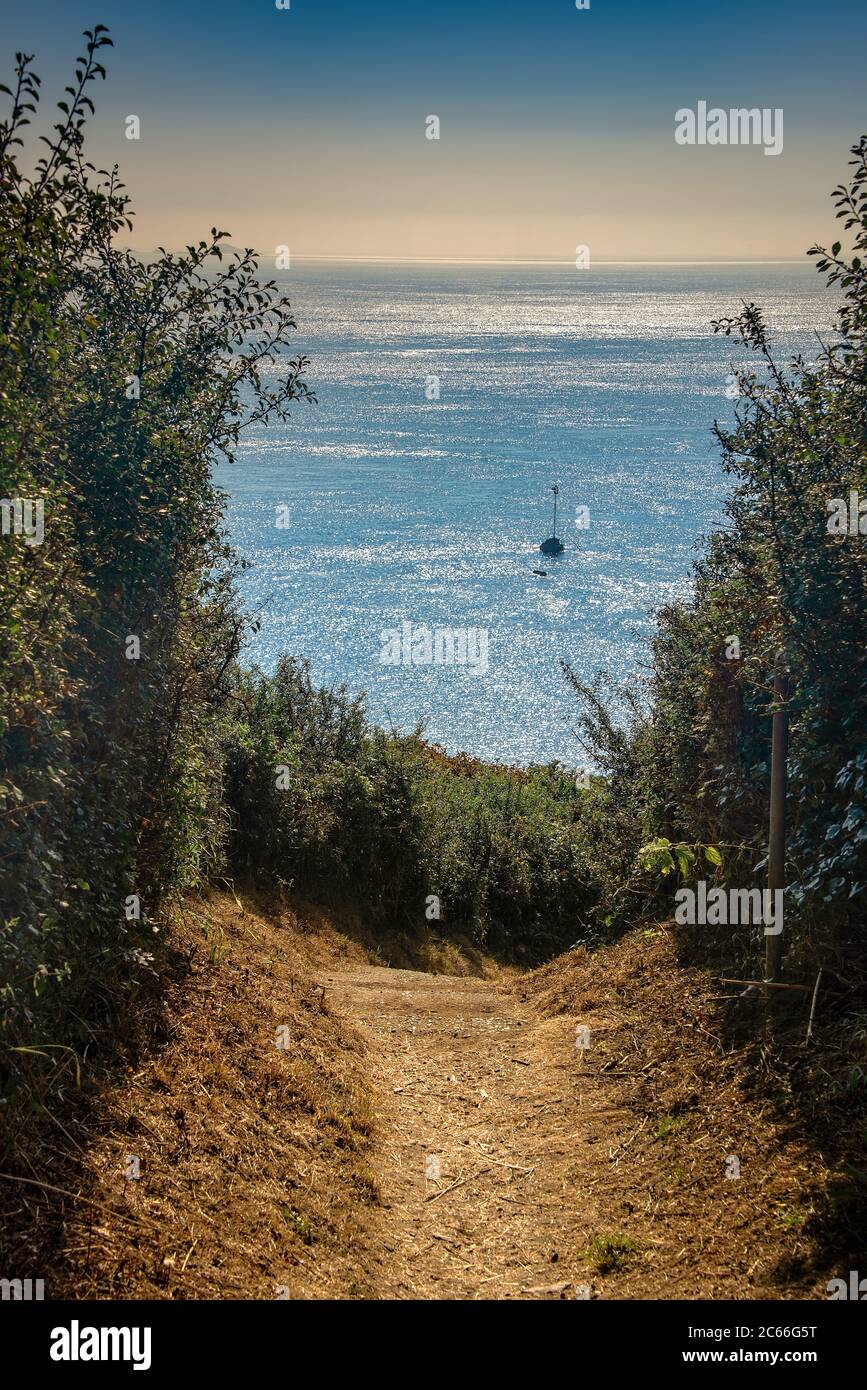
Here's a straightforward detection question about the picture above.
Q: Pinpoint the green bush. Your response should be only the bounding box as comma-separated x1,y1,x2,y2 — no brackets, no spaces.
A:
569,136,867,974
221,658,600,960
0,34,311,1109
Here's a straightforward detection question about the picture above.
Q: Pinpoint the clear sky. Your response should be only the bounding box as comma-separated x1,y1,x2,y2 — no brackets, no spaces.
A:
2,0,865,261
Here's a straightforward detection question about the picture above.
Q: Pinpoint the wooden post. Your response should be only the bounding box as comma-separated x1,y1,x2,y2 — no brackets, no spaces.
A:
764,653,789,983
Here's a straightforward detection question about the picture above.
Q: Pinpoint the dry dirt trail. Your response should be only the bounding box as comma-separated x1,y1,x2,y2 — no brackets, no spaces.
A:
19,897,832,1302
319,962,620,1300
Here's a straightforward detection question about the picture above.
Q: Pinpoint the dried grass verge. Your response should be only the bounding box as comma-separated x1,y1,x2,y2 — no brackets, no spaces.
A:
0,889,378,1299
519,923,867,1299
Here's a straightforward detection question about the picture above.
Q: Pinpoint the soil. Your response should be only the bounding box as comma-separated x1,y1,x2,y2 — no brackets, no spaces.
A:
3,894,859,1300
316,963,613,1298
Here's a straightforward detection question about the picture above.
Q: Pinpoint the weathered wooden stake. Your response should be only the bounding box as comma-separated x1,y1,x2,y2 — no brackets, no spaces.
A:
764,653,789,984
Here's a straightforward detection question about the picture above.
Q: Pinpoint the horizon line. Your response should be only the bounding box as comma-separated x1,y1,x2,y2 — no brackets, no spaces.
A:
284,255,810,267
125,245,813,269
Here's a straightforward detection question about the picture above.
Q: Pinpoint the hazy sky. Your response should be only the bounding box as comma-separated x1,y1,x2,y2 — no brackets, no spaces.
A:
2,0,865,261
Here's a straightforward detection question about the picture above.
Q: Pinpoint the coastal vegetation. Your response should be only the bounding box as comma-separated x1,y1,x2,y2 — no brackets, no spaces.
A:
570,135,867,981
0,30,315,1110
0,34,592,1121
1,30,865,1224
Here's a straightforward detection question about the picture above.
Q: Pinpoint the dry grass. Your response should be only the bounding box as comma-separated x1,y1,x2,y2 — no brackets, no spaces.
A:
4,901,862,1301
520,923,867,1298
313,961,606,1298
1,890,379,1299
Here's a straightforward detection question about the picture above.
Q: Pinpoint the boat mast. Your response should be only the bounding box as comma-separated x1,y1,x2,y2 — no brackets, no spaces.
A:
539,483,565,556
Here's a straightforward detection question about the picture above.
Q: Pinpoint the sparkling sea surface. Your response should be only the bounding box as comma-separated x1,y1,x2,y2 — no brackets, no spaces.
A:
215,262,831,765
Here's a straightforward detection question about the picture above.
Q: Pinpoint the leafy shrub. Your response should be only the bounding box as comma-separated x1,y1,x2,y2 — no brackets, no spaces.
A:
222,658,600,960
568,136,867,975
0,34,311,1110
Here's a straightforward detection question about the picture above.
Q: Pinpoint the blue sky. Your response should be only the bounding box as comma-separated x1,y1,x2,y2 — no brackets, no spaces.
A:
2,0,865,258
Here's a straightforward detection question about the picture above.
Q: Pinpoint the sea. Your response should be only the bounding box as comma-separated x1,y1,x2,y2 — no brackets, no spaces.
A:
214,261,832,767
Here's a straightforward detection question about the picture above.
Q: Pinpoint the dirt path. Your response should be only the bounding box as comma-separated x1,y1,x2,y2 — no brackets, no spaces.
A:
10,898,837,1301
319,963,622,1300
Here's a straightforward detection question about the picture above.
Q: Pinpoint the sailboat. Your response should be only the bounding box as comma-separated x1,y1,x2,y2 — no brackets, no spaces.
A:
539,483,565,556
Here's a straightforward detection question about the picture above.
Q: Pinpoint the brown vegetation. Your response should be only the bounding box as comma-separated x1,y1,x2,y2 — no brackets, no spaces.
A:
4,897,862,1299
